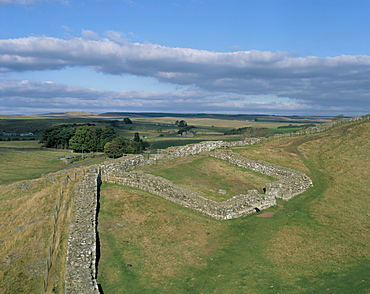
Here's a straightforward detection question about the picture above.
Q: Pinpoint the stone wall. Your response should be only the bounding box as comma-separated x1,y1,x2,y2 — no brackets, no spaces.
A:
210,150,312,200
150,114,370,161
65,165,101,294
272,114,370,139
103,170,276,220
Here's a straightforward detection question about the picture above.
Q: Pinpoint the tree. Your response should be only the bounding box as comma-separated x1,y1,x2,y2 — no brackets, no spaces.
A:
177,120,187,127
104,141,123,158
333,114,344,121
68,126,92,152
40,124,77,149
104,133,149,158
69,125,117,152
123,117,133,124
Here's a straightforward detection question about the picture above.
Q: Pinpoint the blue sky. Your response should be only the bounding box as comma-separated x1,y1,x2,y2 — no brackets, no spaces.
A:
0,0,369,116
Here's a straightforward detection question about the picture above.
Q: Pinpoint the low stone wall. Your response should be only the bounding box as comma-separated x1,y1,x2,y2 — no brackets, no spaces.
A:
272,114,370,139
100,154,146,177
150,114,370,161
103,170,276,220
58,153,104,164
151,140,255,160
65,165,100,294
210,150,312,200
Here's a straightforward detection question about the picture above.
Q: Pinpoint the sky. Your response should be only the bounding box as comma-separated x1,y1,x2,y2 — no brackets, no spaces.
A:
0,0,369,116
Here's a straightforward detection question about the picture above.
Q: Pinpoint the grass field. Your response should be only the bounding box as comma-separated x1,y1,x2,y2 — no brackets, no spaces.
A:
97,120,370,293
138,155,277,202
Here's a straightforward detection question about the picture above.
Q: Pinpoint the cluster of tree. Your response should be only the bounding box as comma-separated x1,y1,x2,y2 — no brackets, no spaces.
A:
175,120,188,127
107,118,133,127
123,117,133,124
177,125,196,134
40,124,82,149
68,125,117,152
40,124,148,157
224,127,270,138
104,132,149,158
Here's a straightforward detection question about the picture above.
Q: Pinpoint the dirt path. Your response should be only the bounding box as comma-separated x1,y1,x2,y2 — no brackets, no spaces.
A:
256,204,284,218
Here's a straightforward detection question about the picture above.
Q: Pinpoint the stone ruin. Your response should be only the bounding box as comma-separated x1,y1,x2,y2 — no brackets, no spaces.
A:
64,114,369,293
64,150,312,292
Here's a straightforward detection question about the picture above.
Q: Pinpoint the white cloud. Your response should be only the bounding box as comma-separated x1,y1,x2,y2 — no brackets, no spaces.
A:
81,29,99,40
1,78,363,116
0,34,369,115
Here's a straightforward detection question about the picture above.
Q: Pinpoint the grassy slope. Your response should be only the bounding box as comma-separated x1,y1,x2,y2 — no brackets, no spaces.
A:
0,140,94,293
0,141,69,185
0,169,84,294
97,120,370,293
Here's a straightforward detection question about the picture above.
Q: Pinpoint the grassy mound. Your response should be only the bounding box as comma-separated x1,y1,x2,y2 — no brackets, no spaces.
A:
97,120,370,293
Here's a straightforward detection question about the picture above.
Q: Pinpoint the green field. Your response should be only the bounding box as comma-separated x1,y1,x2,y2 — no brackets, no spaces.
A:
1,112,369,293
97,120,370,293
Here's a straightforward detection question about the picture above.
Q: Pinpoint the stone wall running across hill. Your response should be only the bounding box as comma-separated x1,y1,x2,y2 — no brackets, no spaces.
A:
64,165,101,294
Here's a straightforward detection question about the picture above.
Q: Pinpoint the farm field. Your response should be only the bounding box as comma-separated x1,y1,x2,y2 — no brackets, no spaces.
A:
97,119,370,293
1,112,333,150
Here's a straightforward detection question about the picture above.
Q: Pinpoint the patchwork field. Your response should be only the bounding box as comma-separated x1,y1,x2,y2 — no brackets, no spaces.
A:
97,120,370,293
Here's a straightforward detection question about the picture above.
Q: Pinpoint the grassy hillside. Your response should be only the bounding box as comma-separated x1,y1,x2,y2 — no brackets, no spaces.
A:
0,169,85,294
97,120,370,293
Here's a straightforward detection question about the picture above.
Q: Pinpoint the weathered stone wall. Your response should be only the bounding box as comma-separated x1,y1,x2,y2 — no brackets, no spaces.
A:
103,170,276,220
151,140,253,160
210,150,312,200
65,165,101,294
100,154,146,177
272,114,370,139
58,153,104,164
150,114,370,161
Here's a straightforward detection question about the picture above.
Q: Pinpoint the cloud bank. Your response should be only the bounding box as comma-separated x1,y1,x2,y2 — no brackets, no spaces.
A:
0,34,369,115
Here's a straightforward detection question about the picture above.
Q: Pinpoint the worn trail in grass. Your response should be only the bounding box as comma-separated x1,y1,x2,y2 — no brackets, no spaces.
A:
97,121,370,293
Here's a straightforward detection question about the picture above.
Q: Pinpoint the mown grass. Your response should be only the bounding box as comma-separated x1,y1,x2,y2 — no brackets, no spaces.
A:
97,120,370,293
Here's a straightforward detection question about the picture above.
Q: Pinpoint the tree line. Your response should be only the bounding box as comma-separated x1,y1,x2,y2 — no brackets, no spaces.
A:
40,124,148,157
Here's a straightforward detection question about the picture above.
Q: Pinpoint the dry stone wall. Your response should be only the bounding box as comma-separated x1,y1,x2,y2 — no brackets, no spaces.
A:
103,170,276,220
210,150,312,200
272,114,370,139
65,165,101,294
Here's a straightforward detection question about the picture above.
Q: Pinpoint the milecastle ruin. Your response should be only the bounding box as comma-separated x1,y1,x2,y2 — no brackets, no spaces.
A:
64,114,370,293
